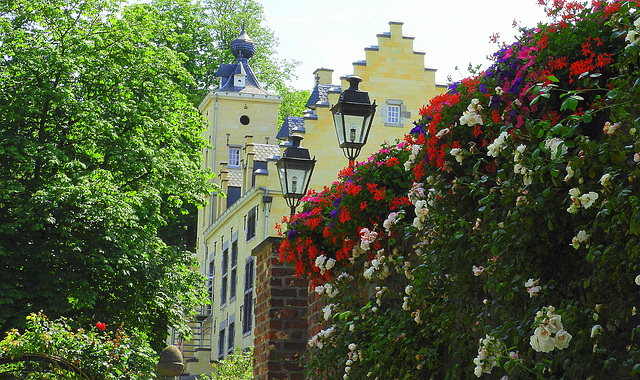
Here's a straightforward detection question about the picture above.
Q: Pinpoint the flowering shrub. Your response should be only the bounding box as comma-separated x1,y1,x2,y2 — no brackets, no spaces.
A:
280,1,640,378
0,313,157,379
277,142,413,286
199,348,253,380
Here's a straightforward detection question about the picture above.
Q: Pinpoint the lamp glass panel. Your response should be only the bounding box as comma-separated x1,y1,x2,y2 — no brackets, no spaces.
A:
344,114,366,144
333,111,345,146
276,160,288,193
285,163,311,196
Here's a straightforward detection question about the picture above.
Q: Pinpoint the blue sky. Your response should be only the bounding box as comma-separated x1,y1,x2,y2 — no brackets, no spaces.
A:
260,0,550,90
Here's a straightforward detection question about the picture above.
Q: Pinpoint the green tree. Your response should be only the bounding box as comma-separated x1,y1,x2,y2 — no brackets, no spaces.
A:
147,0,300,105
278,88,311,127
0,0,217,350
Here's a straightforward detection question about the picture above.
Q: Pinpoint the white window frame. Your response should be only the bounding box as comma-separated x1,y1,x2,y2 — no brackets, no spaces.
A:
386,104,401,124
381,99,408,127
228,146,241,168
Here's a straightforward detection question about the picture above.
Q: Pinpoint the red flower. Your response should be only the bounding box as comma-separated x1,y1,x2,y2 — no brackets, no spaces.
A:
339,209,351,223
569,59,595,81
549,56,568,71
386,157,400,167
95,322,106,331
595,53,612,68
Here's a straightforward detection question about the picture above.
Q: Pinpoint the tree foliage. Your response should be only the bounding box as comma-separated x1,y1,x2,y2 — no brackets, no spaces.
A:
0,0,216,350
279,1,640,378
147,0,301,105
278,88,311,127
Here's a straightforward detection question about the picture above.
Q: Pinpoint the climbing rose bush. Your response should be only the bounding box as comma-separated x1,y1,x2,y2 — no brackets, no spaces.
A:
279,1,640,378
0,313,157,379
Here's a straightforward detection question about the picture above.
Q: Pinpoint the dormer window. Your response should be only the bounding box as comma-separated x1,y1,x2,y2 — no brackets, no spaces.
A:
235,72,246,88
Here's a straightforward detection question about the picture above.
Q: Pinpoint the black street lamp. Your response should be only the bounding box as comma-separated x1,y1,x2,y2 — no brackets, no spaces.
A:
330,76,377,166
276,134,316,216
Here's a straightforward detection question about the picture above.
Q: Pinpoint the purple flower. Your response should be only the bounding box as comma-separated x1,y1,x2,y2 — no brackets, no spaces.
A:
490,95,501,109
287,229,297,240
410,124,425,135
448,82,459,94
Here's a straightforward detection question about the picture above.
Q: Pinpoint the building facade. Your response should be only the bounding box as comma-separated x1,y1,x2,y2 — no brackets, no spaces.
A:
171,21,446,378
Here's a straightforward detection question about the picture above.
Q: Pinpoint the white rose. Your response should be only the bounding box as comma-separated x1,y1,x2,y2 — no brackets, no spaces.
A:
579,192,599,209
591,324,603,338
472,265,484,276
315,255,326,268
569,188,581,198
363,267,374,280
405,285,413,295
534,325,551,341
530,334,542,352
547,315,563,333
554,330,572,350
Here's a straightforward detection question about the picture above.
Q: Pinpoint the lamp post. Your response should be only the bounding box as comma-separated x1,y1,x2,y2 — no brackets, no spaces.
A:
276,134,316,216
330,76,377,166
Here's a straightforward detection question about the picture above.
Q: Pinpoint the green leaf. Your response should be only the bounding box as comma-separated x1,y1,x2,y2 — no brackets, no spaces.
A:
561,96,579,112
532,148,541,161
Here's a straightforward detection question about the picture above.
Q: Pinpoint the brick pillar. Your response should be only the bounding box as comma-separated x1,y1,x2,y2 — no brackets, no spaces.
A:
306,287,324,339
253,237,308,380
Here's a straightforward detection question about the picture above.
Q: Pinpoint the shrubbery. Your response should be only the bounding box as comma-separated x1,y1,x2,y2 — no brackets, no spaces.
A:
0,313,157,379
279,1,640,378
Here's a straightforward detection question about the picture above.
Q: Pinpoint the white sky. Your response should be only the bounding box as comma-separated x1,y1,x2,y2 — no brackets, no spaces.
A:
260,0,550,90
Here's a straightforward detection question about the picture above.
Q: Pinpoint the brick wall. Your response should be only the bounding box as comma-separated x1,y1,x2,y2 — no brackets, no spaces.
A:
306,286,324,339
253,237,308,380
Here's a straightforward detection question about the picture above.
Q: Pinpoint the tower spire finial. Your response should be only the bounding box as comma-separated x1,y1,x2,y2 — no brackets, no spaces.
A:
230,22,255,60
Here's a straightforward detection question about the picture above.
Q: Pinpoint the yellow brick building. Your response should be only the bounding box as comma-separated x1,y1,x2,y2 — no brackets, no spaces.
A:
172,21,446,378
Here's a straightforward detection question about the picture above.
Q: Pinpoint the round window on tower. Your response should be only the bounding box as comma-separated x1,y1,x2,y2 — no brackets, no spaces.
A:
240,115,250,125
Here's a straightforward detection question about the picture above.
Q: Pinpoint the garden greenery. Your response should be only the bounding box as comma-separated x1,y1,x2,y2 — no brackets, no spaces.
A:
0,313,157,379
278,1,640,378
199,348,253,380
